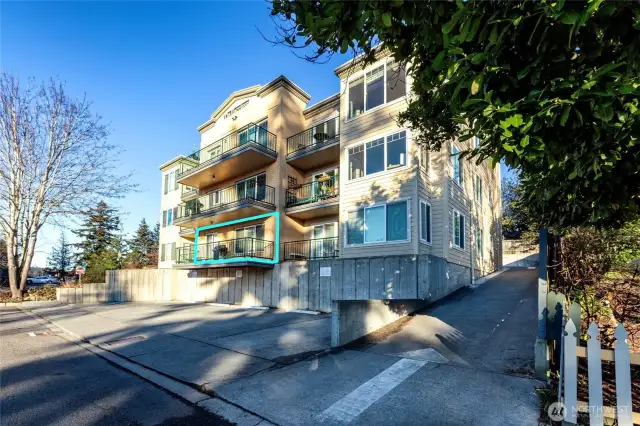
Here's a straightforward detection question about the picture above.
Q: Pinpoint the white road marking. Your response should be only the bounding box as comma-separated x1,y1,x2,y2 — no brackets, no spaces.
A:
317,358,426,423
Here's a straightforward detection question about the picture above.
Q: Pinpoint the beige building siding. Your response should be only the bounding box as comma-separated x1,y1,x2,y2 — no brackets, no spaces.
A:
159,58,502,279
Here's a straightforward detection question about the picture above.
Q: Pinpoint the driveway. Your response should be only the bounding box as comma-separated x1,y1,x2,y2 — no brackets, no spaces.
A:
23,268,542,425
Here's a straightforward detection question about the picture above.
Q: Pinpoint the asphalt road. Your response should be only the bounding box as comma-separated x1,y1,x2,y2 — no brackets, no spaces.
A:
0,307,230,426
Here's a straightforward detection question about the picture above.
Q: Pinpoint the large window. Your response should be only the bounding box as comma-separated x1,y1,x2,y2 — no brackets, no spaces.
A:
347,61,407,119
347,200,409,245
348,145,364,180
235,224,265,255
420,200,432,244
452,209,465,249
366,138,385,175
452,145,463,185
387,60,407,103
348,131,407,180
164,170,177,194
365,65,384,111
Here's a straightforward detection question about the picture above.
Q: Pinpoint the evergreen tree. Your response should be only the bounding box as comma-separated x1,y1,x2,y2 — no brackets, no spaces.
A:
149,222,160,266
73,201,121,264
73,201,122,282
127,219,156,268
47,233,73,278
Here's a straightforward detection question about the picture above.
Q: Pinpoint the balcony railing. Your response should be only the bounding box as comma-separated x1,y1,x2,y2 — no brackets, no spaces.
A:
175,182,275,222
175,245,195,264
181,187,199,200
197,238,274,262
177,122,277,179
286,117,339,158
282,237,339,260
286,175,339,208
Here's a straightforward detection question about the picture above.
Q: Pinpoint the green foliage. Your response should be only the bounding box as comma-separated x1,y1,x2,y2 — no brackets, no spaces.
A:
72,201,125,283
271,0,640,227
73,201,121,264
46,233,73,276
126,218,158,268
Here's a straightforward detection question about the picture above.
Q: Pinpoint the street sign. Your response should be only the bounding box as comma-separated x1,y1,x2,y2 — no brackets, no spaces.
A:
75,266,86,275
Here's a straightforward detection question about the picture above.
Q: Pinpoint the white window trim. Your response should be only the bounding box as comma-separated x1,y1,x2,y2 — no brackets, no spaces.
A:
344,198,411,247
311,221,338,238
451,144,463,188
452,208,466,250
345,58,409,122
420,145,430,172
345,129,410,182
419,199,432,245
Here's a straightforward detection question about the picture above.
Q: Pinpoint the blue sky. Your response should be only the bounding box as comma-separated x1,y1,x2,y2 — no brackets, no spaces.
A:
2,1,510,266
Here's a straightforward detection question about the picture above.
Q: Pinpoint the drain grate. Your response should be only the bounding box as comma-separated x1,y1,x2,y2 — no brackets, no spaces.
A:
104,335,147,346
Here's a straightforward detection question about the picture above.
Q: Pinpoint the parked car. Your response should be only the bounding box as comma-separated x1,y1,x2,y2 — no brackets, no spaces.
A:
26,275,60,285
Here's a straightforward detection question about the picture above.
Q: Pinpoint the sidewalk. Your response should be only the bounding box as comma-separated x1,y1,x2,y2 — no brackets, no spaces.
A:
22,269,542,425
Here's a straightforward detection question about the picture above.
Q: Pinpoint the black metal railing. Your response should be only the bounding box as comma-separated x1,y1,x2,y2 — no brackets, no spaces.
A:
177,122,277,179
196,238,274,261
286,175,339,207
286,116,339,157
282,237,339,260
175,245,195,264
175,182,275,222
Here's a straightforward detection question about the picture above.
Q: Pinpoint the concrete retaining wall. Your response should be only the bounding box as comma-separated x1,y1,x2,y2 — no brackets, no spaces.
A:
56,284,107,304
59,255,476,313
331,299,429,347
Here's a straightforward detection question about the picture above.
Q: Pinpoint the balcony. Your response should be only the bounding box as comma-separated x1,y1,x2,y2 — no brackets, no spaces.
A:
178,227,195,239
286,117,339,171
282,238,339,260
174,182,275,229
176,122,277,188
285,175,339,220
175,238,275,267
180,187,200,201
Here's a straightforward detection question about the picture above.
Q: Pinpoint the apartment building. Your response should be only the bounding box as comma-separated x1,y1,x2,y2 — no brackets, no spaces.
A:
158,51,502,281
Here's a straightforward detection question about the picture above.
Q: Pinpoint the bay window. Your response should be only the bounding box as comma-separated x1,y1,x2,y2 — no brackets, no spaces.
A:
348,130,407,180
452,209,465,249
365,138,385,175
347,200,409,245
386,60,407,103
365,65,384,110
347,61,407,119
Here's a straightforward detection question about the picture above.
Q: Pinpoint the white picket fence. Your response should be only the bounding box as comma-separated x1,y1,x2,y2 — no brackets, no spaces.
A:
562,318,638,425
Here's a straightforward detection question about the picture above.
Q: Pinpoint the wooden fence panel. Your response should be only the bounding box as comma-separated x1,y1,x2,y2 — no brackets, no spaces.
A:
564,318,578,424
587,322,604,426
614,325,633,426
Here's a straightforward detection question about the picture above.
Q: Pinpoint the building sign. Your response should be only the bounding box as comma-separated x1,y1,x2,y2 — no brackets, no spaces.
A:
320,267,331,277
224,100,249,120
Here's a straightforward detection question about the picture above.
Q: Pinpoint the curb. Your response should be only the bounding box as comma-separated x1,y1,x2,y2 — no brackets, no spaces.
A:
18,307,276,426
470,268,506,288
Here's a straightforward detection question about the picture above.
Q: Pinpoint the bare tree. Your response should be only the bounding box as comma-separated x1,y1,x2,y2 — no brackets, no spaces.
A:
0,73,133,298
